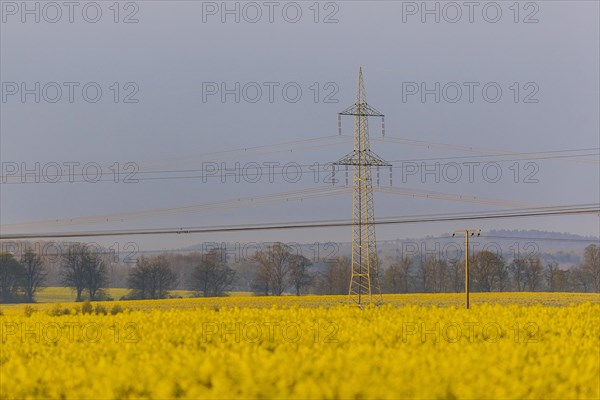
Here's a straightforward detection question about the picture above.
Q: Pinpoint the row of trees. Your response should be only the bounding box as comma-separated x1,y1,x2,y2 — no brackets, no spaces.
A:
380,246,599,294
0,244,238,302
239,243,600,295
241,243,599,295
1,243,598,302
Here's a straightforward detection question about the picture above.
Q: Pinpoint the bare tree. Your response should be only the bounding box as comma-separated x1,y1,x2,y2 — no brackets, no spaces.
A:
523,255,543,292
21,249,47,302
0,253,25,303
495,259,510,291
60,244,108,301
571,265,590,292
127,255,178,299
269,243,292,296
127,256,150,299
251,249,272,296
61,244,88,302
151,255,178,299
288,254,313,296
419,255,448,293
232,260,259,292
471,251,504,292
383,256,411,293
190,249,235,297
555,269,571,292
191,252,215,297
252,242,293,296
448,259,463,293
85,252,108,301
545,262,570,292
581,244,599,292
436,259,449,292
316,256,352,295
544,262,560,292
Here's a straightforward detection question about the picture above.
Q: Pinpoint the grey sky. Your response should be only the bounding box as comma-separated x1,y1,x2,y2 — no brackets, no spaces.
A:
1,1,599,251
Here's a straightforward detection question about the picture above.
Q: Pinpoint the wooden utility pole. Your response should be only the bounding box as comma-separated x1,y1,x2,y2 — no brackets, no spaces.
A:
453,229,481,309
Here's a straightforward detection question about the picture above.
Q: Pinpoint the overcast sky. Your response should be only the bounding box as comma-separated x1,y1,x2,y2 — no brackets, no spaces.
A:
1,1,599,251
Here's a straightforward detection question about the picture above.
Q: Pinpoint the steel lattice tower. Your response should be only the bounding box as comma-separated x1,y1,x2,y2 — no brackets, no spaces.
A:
334,67,390,306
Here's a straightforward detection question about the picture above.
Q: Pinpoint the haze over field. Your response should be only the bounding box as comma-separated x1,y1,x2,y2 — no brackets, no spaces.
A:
1,1,598,251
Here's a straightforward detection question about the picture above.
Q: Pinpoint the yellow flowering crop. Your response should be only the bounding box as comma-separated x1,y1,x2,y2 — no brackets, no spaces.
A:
1,293,598,399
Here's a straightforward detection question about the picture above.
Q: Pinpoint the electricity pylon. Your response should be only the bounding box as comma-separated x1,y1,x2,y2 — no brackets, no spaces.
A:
334,67,389,306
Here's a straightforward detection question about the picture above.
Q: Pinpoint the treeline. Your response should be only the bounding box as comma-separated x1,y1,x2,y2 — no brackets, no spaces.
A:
380,245,599,294
1,243,598,303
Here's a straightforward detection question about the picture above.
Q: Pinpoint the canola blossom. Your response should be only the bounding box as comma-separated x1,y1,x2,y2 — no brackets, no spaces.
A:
1,293,598,399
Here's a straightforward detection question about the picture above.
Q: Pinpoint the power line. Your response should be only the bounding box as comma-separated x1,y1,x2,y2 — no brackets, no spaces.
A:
2,149,597,185
377,235,600,244
1,204,597,240
0,186,351,229
371,136,600,165
477,235,600,243
2,184,547,230
375,186,541,209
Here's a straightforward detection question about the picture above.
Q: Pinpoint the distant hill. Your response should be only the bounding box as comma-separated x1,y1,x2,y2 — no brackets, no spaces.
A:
175,229,598,269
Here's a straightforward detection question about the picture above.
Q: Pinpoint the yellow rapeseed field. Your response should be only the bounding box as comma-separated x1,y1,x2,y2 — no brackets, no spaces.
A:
1,293,598,399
